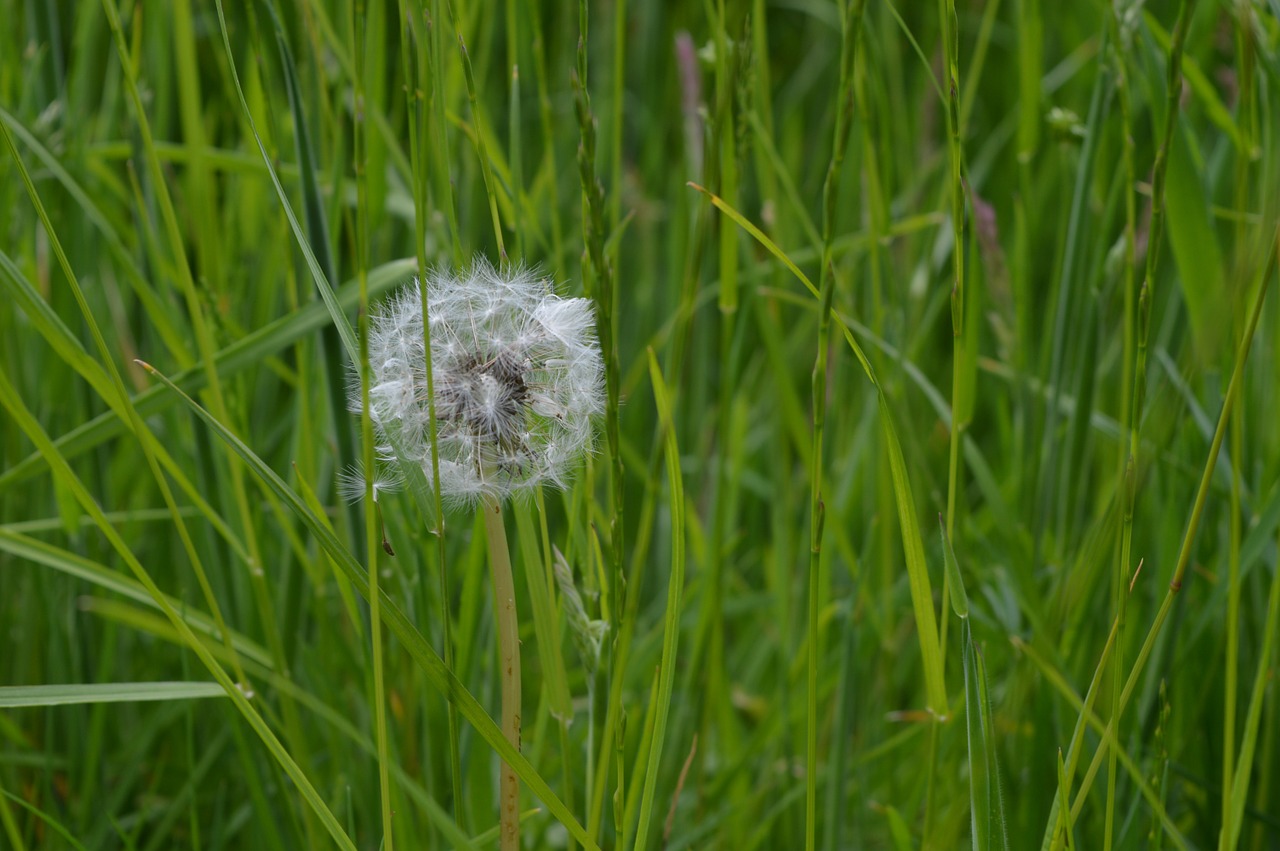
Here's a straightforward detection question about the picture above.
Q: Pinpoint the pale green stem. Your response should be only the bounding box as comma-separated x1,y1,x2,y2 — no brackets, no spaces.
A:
484,497,522,851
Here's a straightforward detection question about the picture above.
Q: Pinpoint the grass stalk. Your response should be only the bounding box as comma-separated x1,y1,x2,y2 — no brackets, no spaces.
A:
931,0,968,837
395,0,463,826
528,1,565,277
1102,2,1139,846
1219,376,1242,851
574,3,626,841
806,7,864,848
699,2,745,840
449,0,506,261
419,0,463,262
1220,6,1256,841
351,2,396,847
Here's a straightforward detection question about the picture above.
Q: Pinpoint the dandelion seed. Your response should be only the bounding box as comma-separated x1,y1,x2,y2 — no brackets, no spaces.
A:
350,260,604,507
338,463,403,555
337,463,403,505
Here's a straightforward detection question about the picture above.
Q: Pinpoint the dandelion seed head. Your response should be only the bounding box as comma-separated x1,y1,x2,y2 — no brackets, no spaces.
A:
351,260,604,507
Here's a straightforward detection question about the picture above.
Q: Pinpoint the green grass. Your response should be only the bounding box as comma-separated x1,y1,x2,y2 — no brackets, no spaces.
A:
3,1,1280,849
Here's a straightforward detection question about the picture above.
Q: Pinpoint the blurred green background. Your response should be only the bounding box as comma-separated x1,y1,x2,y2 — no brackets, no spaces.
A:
2,0,1279,848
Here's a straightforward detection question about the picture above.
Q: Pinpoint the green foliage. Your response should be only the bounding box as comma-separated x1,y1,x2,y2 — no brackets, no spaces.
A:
3,1,1279,849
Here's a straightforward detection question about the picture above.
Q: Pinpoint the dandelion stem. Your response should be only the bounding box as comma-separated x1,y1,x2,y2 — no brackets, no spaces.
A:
483,496,522,851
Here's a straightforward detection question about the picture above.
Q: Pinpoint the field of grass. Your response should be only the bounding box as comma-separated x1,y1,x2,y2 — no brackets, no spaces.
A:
3,0,1280,848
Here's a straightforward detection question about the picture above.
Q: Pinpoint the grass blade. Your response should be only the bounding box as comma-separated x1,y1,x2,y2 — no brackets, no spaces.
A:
1055,751,1076,851
943,521,1007,850
962,623,1007,851
0,682,226,708
1220,524,1280,849
632,349,687,851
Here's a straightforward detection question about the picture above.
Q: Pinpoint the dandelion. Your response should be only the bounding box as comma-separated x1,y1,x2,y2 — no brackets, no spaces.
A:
354,260,604,506
350,260,604,851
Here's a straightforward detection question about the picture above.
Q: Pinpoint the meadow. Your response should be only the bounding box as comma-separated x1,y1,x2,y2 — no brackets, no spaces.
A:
2,0,1279,848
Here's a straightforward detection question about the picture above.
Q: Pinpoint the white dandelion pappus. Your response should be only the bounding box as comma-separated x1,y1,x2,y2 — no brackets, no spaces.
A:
337,462,404,505
352,261,605,507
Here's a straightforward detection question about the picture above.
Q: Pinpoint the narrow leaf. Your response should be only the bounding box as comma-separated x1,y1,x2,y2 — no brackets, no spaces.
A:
940,516,970,619
0,682,225,708
633,348,687,851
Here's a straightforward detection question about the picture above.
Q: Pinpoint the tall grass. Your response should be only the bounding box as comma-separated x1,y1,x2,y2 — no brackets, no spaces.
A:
3,1,1279,849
